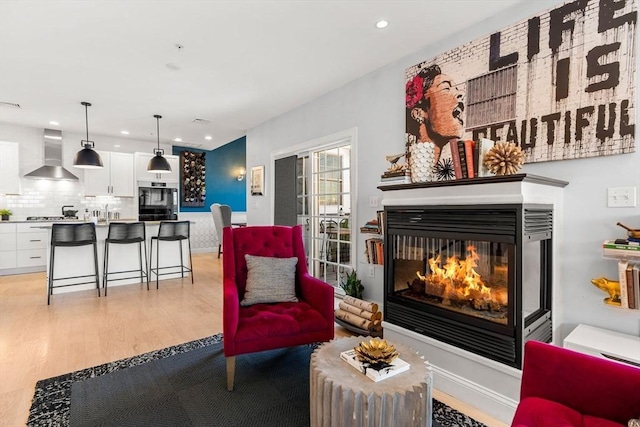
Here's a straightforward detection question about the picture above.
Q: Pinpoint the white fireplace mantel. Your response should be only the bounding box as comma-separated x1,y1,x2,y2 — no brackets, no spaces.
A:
380,173,568,424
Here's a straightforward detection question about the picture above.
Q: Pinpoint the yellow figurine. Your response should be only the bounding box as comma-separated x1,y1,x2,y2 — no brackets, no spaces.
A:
590,277,621,306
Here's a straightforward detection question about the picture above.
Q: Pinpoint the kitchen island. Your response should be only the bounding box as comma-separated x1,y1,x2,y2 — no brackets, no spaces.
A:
35,221,193,295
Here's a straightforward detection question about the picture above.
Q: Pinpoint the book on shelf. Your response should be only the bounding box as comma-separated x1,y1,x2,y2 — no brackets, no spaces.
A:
618,260,630,308
633,264,640,310
449,139,463,179
379,177,412,185
456,140,468,179
464,140,476,178
376,210,386,236
365,238,384,264
625,262,636,309
339,349,410,382
602,240,640,258
381,170,411,179
476,138,495,177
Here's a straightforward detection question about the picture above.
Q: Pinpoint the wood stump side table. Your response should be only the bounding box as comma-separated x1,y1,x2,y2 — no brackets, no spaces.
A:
310,336,433,427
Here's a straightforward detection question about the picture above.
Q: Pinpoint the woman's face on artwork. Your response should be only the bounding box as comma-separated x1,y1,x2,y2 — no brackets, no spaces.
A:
423,74,465,140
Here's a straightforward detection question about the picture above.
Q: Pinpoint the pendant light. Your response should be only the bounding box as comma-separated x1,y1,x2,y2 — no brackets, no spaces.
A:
147,114,172,173
73,102,104,169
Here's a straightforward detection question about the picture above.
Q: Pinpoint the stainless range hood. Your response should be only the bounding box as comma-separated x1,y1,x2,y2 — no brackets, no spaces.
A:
24,129,79,180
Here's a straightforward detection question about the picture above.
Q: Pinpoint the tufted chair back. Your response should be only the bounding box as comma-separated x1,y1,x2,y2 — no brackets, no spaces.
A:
224,225,307,298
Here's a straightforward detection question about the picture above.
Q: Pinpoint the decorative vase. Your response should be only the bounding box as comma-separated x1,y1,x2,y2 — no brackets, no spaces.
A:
408,142,436,183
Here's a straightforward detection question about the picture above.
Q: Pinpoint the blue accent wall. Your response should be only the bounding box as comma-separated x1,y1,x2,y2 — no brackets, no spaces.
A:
173,136,246,212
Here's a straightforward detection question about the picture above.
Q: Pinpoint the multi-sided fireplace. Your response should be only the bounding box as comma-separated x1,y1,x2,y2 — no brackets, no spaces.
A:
384,203,553,369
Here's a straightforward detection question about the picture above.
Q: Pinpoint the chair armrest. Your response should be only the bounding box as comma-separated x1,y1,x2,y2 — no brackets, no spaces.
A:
520,340,640,424
222,226,239,356
298,273,335,326
223,278,239,348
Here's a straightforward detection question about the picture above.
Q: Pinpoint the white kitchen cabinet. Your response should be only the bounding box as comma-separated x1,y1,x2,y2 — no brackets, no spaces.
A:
85,151,134,197
0,223,17,270
1,223,49,273
0,141,20,195
135,152,179,184
16,223,47,269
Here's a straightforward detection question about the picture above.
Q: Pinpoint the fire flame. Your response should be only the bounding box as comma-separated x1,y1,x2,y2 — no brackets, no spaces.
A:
416,245,506,306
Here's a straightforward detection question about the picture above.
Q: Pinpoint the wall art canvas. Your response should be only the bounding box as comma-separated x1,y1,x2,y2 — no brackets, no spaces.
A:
251,165,264,196
181,151,206,207
405,0,636,181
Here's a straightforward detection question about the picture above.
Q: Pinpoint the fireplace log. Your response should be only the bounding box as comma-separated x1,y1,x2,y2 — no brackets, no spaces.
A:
343,296,379,313
338,301,382,321
335,309,375,330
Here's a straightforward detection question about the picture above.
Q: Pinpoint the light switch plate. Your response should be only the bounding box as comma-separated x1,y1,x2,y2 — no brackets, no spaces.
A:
369,196,379,208
607,187,637,207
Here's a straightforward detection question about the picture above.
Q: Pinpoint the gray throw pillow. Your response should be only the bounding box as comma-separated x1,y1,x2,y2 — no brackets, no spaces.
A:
241,255,299,306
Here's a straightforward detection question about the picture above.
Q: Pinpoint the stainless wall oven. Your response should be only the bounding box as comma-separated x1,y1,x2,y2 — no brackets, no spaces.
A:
138,182,178,221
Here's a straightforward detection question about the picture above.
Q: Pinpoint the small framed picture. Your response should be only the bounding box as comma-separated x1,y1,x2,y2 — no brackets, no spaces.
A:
250,165,265,196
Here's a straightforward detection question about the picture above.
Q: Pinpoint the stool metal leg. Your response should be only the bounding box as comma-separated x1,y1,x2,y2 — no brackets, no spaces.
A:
47,244,55,305
179,240,184,279
143,240,149,289
93,242,101,297
188,238,193,284
156,239,159,289
137,240,143,285
103,240,109,296
148,239,153,288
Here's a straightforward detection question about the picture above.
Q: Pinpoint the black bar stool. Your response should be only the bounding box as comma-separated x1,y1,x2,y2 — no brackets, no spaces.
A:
149,221,193,289
103,222,148,295
48,223,100,305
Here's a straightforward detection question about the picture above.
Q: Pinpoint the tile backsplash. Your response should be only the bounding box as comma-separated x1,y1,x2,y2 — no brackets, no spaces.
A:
1,179,135,220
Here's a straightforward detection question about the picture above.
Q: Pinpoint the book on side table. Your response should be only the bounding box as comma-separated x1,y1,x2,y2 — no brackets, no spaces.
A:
340,349,410,382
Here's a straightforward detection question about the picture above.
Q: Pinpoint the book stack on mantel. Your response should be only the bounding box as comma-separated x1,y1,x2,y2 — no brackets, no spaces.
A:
339,349,410,382
379,169,411,185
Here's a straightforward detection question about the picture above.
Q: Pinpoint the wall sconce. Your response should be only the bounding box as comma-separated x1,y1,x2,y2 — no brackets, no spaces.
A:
237,168,246,181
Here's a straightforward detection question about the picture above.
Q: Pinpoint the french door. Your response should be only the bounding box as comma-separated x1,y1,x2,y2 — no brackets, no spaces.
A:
299,143,352,287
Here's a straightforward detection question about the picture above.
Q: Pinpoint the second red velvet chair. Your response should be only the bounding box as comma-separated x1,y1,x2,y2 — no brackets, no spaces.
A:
222,225,335,391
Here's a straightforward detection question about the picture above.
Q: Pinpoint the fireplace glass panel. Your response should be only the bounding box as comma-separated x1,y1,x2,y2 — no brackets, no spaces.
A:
391,236,512,325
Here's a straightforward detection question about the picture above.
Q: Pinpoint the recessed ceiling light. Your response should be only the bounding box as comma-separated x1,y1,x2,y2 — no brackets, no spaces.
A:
49,120,59,126
121,130,129,135
114,144,121,148
205,135,212,140
174,138,182,142
375,20,389,29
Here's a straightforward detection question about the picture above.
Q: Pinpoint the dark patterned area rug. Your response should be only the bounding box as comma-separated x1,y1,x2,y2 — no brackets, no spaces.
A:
28,334,487,427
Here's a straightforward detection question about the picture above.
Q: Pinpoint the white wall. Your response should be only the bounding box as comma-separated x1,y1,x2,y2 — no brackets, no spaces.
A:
246,0,640,338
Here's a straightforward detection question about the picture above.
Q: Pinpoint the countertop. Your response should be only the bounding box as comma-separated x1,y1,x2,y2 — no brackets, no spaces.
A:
2,219,193,226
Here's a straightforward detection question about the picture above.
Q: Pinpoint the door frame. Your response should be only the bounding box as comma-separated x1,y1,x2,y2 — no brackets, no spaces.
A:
270,127,358,278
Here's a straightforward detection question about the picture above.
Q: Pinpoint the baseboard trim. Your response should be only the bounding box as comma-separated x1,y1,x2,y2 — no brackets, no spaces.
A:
431,365,518,424
192,247,215,254
384,323,519,424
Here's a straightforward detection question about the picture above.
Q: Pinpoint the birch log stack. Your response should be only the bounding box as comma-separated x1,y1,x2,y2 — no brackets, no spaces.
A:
335,296,382,333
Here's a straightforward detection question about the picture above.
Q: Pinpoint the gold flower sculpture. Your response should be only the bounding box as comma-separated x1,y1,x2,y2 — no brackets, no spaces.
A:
354,339,399,369
484,141,525,176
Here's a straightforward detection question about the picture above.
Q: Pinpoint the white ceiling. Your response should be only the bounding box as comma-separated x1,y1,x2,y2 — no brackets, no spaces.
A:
1,0,528,151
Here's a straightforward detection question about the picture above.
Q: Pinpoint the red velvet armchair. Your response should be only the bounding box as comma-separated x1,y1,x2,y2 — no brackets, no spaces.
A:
512,340,640,427
222,225,335,391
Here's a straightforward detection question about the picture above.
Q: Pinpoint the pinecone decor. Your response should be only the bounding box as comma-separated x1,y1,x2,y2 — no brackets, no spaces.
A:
354,339,399,370
483,141,524,176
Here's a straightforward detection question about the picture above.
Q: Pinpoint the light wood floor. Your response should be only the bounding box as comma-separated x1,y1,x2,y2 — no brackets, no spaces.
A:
0,253,507,426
